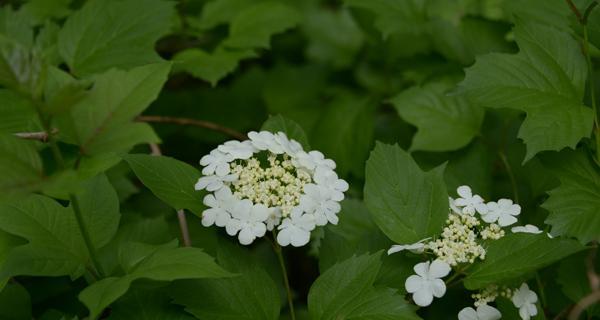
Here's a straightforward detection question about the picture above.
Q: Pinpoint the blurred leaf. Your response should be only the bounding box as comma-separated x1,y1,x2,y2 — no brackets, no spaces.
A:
458,21,592,161
344,0,427,39
311,92,374,178
173,48,255,86
556,252,600,316
541,150,600,243
0,282,31,320
123,154,203,215
0,90,38,133
391,81,483,152
79,244,232,319
109,285,195,320
444,142,493,198
463,233,584,289
58,0,174,76
223,2,301,49
261,114,310,149
502,0,570,30
19,0,72,25
364,142,448,244
43,66,89,115
0,135,44,198
195,0,254,30
57,63,169,155
169,242,280,320
308,253,419,320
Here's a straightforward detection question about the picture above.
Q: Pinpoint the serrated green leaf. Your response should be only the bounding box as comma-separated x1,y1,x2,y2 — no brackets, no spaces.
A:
541,150,600,243
79,244,231,319
76,174,120,249
458,21,593,161
58,0,174,76
261,114,310,149
391,81,483,152
463,233,584,289
223,2,300,49
173,48,255,86
311,92,374,178
308,253,418,320
0,194,87,278
169,242,280,320
123,154,204,215
364,142,448,244
0,282,31,320
57,63,169,155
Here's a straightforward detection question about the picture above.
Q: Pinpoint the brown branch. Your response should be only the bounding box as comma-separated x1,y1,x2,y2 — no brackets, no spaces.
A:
13,128,58,142
568,244,599,320
566,0,583,22
568,291,600,320
137,115,247,140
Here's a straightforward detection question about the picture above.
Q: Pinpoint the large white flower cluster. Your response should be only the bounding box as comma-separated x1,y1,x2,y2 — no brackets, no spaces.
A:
387,185,543,319
195,131,348,247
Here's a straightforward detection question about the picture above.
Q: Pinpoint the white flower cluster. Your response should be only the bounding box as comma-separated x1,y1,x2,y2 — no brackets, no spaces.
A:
195,131,348,247
388,185,544,319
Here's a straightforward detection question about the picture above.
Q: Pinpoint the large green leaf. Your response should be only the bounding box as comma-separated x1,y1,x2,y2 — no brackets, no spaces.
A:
0,135,44,197
172,48,255,86
109,286,195,320
344,0,427,39
0,282,31,320
364,142,448,244
458,21,592,161
390,81,483,152
0,90,38,133
79,243,231,319
223,2,300,49
57,0,174,76
57,63,169,155
308,253,418,320
541,150,600,243
169,242,280,320
123,154,204,215
463,233,584,289
0,194,87,278
261,114,310,149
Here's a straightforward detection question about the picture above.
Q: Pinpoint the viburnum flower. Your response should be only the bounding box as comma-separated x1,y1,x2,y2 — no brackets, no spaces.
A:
195,131,347,246
387,238,430,255
458,305,502,320
481,199,520,227
453,185,488,215
511,224,542,234
512,283,538,320
405,259,451,306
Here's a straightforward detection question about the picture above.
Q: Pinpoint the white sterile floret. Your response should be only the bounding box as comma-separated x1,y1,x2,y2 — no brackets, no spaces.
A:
481,199,520,227
511,224,542,234
300,184,341,226
277,209,316,247
196,131,346,246
201,187,234,227
218,140,256,160
195,174,237,192
511,283,538,320
458,305,502,320
387,238,430,255
200,149,233,176
453,185,488,215
225,199,269,245
405,259,451,307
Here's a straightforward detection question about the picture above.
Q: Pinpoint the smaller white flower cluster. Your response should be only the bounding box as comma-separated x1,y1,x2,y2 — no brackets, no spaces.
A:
195,131,348,247
390,185,546,319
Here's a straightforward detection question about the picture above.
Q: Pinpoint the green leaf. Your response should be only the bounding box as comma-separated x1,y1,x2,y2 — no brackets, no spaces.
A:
0,135,44,198
75,174,120,249
173,48,255,86
58,0,174,76
57,63,170,155
0,282,31,320
541,150,600,243
43,66,89,115
364,142,448,244
223,2,301,49
109,285,195,320
0,194,87,278
169,242,280,320
463,233,584,289
308,253,418,320
556,252,600,316
123,154,204,215
194,0,254,30
79,244,231,319
0,89,38,133
457,21,592,161
344,0,427,39
19,0,72,25
261,114,310,149
311,92,374,178
390,81,483,152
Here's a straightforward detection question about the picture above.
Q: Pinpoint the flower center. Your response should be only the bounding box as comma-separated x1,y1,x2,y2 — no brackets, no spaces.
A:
229,153,312,217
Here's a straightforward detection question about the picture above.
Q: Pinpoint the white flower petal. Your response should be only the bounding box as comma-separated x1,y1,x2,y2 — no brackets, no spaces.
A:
412,287,434,307
430,278,446,298
413,261,430,278
477,305,501,320
429,259,451,278
458,307,478,320
405,275,424,293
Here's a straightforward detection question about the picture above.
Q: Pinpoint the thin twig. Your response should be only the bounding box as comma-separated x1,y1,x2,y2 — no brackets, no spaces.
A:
568,244,599,320
568,291,600,320
13,128,58,142
137,115,247,140
566,0,583,22
498,151,519,203
272,232,296,320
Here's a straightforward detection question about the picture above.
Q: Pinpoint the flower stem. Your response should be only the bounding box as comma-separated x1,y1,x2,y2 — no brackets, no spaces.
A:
498,151,519,203
273,239,296,320
583,23,600,165
535,272,547,308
